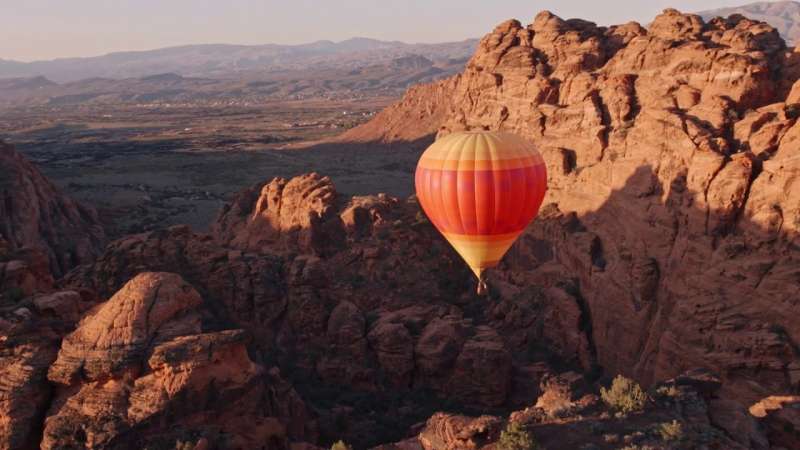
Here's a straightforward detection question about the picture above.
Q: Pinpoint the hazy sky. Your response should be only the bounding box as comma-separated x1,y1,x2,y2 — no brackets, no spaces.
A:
1,0,774,61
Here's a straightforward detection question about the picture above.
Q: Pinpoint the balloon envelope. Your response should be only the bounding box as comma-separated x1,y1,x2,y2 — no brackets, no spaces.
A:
414,131,547,279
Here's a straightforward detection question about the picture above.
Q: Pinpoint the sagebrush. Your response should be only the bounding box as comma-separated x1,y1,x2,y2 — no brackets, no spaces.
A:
600,375,647,413
498,422,539,450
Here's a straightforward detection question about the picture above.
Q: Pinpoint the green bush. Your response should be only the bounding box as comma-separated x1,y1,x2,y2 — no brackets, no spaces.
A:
498,422,539,450
331,440,352,450
657,420,684,442
600,375,647,414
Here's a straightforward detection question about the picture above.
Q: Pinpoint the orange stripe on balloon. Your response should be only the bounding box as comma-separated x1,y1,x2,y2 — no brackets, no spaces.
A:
415,166,544,236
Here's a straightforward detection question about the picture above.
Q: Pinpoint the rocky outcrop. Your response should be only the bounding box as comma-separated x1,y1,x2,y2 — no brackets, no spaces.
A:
42,272,315,450
212,173,344,256
0,307,62,450
337,77,460,143
414,377,749,450
64,176,597,447
0,259,92,450
0,244,54,298
47,272,203,385
344,8,800,411
0,141,105,278
700,1,800,45
418,413,502,450
448,326,511,407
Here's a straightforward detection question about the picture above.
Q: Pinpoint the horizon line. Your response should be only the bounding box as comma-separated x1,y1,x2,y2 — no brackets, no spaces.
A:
2,35,481,65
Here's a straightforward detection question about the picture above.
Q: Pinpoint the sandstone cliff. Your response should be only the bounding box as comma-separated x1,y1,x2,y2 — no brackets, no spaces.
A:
343,8,800,411
0,141,105,278
1,271,316,450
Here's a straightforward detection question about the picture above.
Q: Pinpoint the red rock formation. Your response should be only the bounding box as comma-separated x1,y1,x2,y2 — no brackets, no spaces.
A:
0,310,61,450
5,7,799,449
417,413,502,450
65,180,592,446
212,173,344,256
415,374,749,450
448,326,511,407
344,8,800,412
337,77,459,143
0,141,105,278
0,245,54,298
42,272,315,449
0,262,93,449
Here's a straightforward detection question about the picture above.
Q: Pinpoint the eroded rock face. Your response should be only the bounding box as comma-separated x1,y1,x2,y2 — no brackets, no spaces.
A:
64,178,592,447
63,225,289,342
48,272,202,385
0,141,105,278
0,246,54,298
42,272,315,450
413,375,748,450
0,313,61,450
0,239,92,450
212,173,345,256
448,326,511,407
418,413,502,450
344,8,800,409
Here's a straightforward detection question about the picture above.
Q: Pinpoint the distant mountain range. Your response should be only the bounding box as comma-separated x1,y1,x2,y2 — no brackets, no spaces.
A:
699,0,800,45
3,2,800,108
0,38,478,83
0,38,479,108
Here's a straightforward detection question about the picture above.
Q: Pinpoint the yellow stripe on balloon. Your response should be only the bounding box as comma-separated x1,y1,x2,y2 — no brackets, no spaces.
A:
442,231,521,277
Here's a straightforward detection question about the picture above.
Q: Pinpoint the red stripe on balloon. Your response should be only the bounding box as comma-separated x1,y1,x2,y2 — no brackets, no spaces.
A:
415,165,546,236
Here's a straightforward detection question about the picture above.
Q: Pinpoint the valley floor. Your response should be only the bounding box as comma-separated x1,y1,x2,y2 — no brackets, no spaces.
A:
0,98,425,238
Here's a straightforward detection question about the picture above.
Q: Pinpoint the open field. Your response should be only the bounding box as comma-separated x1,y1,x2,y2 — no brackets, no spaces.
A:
0,98,428,238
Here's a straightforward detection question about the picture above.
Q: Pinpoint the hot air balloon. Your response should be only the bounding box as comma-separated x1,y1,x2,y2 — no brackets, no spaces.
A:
414,131,548,294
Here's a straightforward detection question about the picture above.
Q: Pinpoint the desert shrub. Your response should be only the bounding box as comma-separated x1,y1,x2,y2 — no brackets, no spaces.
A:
657,420,684,442
331,440,352,450
600,375,647,414
497,422,539,450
